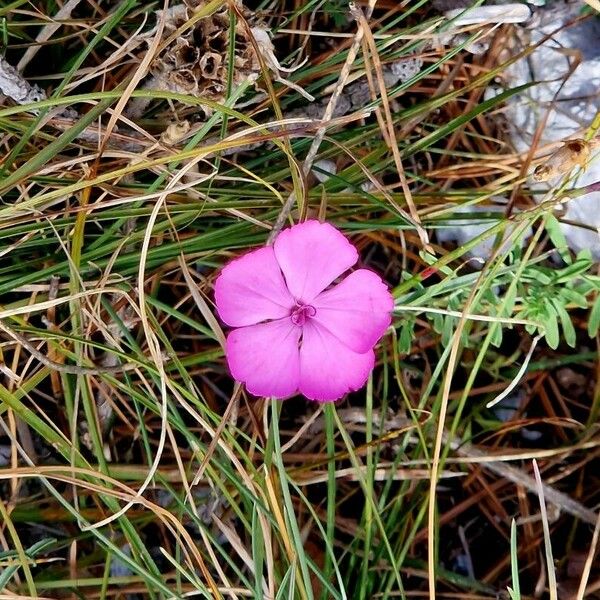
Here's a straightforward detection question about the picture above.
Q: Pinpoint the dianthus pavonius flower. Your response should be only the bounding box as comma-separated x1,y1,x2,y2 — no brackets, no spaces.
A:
215,221,393,402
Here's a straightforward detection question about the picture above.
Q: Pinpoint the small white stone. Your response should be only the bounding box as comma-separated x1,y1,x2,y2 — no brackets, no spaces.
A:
110,544,133,578
435,200,531,264
0,445,10,467
312,159,337,183
445,4,531,26
360,180,376,193
503,2,600,258
492,389,526,422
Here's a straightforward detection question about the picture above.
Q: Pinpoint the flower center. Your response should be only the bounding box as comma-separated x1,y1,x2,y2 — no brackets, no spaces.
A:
290,302,316,326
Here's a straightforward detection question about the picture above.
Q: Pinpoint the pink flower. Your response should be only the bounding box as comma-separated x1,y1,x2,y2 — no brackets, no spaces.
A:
214,220,394,402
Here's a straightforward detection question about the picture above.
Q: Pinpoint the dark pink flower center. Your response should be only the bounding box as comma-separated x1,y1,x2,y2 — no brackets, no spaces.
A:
290,302,316,326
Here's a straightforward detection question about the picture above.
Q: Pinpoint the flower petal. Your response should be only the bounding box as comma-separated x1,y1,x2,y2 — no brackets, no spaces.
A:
312,269,393,354
226,319,301,398
215,246,294,327
299,320,374,402
273,220,358,302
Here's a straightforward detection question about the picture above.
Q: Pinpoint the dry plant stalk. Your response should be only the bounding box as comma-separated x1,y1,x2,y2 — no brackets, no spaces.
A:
17,0,82,71
316,408,599,526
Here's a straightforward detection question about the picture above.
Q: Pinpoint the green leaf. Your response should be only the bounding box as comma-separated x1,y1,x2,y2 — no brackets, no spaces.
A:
561,288,588,309
503,284,518,317
521,306,542,336
588,295,600,337
527,269,552,285
398,320,414,354
509,520,521,600
525,322,538,335
554,257,593,283
251,508,265,600
442,315,455,347
551,299,576,348
545,214,571,263
432,312,444,335
576,249,592,261
490,323,503,348
543,307,560,349
0,564,18,590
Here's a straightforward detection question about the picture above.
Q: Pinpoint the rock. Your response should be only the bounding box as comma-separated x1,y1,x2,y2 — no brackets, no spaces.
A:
311,159,337,183
502,1,600,258
444,4,532,26
435,200,531,264
436,2,600,260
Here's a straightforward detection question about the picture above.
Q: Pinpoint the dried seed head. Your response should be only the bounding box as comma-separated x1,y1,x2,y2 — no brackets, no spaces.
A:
170,37,200,69
533,138,592,182
131,0,312,117
160,120,191,145
141,1,262,107
199,52,222,79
